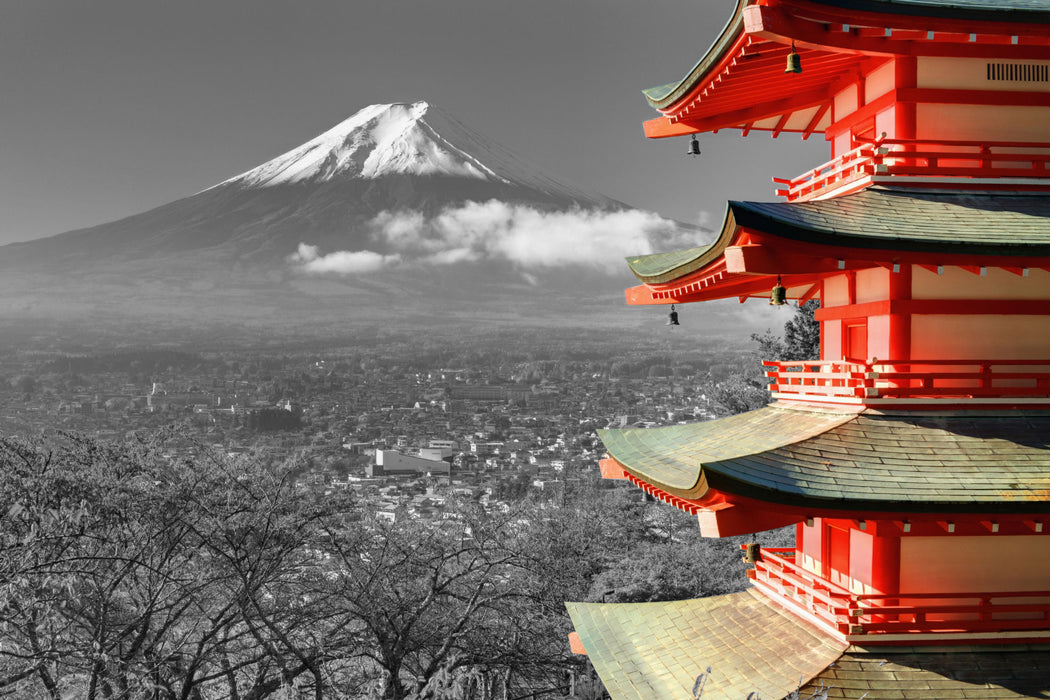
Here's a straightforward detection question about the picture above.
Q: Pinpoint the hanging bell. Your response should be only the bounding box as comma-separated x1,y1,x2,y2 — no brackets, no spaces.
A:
785,42,802,74
667,304,680,326
688,134,701,157
769,276,787,306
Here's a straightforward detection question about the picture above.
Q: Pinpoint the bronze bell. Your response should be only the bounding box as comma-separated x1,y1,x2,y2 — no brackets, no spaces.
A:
769,276,787,306
688,134,701,157
667,304,680,326
785,42,802,74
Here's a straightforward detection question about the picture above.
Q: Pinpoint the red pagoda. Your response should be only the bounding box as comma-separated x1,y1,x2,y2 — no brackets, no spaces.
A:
567,1,1050,698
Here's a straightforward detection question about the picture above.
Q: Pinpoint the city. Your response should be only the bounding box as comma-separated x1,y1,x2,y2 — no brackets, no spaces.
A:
0,328,761,518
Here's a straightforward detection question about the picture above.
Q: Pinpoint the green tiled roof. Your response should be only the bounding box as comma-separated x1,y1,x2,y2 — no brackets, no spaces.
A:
800,647,1050,699
642,1,746,110
599,406,1050,511
566,591,846,700
624,244,717,284
598,407,852,494
626,191,1050,284
735,191,1050,253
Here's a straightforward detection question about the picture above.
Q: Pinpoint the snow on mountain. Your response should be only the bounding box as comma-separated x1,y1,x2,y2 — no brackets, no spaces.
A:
0,99,696,291
212,101,597,203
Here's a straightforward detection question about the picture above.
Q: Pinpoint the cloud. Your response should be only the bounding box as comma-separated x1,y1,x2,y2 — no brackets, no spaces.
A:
289,243,400,274
291,199,701,277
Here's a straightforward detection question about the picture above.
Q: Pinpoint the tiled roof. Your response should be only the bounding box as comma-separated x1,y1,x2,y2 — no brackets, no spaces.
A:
597,407,852,494
800,647,1050,699
642,1,745,109
626,190,1050,284
735,191,1050,253
566,590,846,700
625,244,714,283
599,406,1050,511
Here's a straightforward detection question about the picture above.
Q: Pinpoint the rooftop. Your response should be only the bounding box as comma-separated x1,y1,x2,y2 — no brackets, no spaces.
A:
599,405,1050,512
626,189,1050,286
566,590,845,700
643,0,1050,138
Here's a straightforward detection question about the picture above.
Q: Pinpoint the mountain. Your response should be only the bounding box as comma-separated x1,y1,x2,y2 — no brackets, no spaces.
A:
1,101,622,270
0,101,704,334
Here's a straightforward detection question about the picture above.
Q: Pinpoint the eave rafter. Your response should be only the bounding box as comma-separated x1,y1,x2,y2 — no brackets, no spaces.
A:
625,228,1050,307
646,0,1050,139
746,3,1050,59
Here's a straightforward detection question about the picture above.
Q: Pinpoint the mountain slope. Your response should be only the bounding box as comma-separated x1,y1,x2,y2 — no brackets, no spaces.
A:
0,101,706,332
2,101,622,270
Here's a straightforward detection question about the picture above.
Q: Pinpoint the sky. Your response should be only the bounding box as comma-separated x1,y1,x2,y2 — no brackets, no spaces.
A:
0,0,827,246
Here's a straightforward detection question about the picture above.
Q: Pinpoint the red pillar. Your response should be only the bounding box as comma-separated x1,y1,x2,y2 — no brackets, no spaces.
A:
894,56,918,141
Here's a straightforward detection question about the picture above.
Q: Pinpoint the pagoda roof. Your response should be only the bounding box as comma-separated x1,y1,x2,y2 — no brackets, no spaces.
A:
566,590,845,700
626,189,1050,288
643,0,1050,138
568,589,1050,699
598,405,1050,512
799,648,1050,699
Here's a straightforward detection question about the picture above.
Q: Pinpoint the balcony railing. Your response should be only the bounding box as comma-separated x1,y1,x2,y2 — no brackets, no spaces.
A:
774,135,1050,201
763,358,1050,405
746,547,1050,640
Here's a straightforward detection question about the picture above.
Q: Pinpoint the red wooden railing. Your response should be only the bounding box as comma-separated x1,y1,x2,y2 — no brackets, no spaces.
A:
764,358,1050,403
746,547,1050,637
774,135,1050,201
773,140,877,201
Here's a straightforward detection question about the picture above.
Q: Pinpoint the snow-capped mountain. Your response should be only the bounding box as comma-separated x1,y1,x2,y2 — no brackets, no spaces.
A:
214,101,592,199
1,101,621,269
0,101,697,329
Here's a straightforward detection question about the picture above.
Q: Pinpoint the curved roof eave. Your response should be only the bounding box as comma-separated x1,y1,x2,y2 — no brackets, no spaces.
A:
642,0,1050,114
599,406,1050,512
625,205,738,284
625,190,1050,285
642,0,748,111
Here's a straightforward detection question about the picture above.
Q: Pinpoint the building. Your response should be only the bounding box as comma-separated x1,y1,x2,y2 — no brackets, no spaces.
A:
568,1,1050,698
369,449,452,478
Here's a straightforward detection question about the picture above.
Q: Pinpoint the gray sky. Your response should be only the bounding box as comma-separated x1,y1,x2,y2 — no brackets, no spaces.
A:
0,0,826,245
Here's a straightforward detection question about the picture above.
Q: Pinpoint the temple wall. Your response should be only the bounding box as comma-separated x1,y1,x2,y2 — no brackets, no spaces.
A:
822,323,842,360
916,104,1050,142
900,536,1050,593
911,315,1050,359
874,105,896,141
865,315,890,361
832,84,860,155
912,266,1050,300
918,56,1050,92
856,267,889,304
798,518,823,577
865,61,895,102
823,275,850,306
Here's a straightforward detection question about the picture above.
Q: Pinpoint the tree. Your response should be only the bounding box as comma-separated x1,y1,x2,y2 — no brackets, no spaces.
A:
0,434,334,699
752,301,820,362
707,301,821,416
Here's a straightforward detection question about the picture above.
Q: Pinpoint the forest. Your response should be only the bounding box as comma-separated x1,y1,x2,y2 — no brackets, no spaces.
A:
0,432,790,700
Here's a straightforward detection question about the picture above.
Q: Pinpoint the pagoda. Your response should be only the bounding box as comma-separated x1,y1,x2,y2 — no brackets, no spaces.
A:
566,1,1050,698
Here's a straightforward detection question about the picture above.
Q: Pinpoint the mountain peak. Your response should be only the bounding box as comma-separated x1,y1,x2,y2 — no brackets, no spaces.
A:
215,101,526,189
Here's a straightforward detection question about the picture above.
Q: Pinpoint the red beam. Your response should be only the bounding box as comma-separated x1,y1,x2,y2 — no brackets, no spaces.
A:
642,118,698,139
803,102,831,140
669,87,831,135
745,3,1050,59
817,299,1050,320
